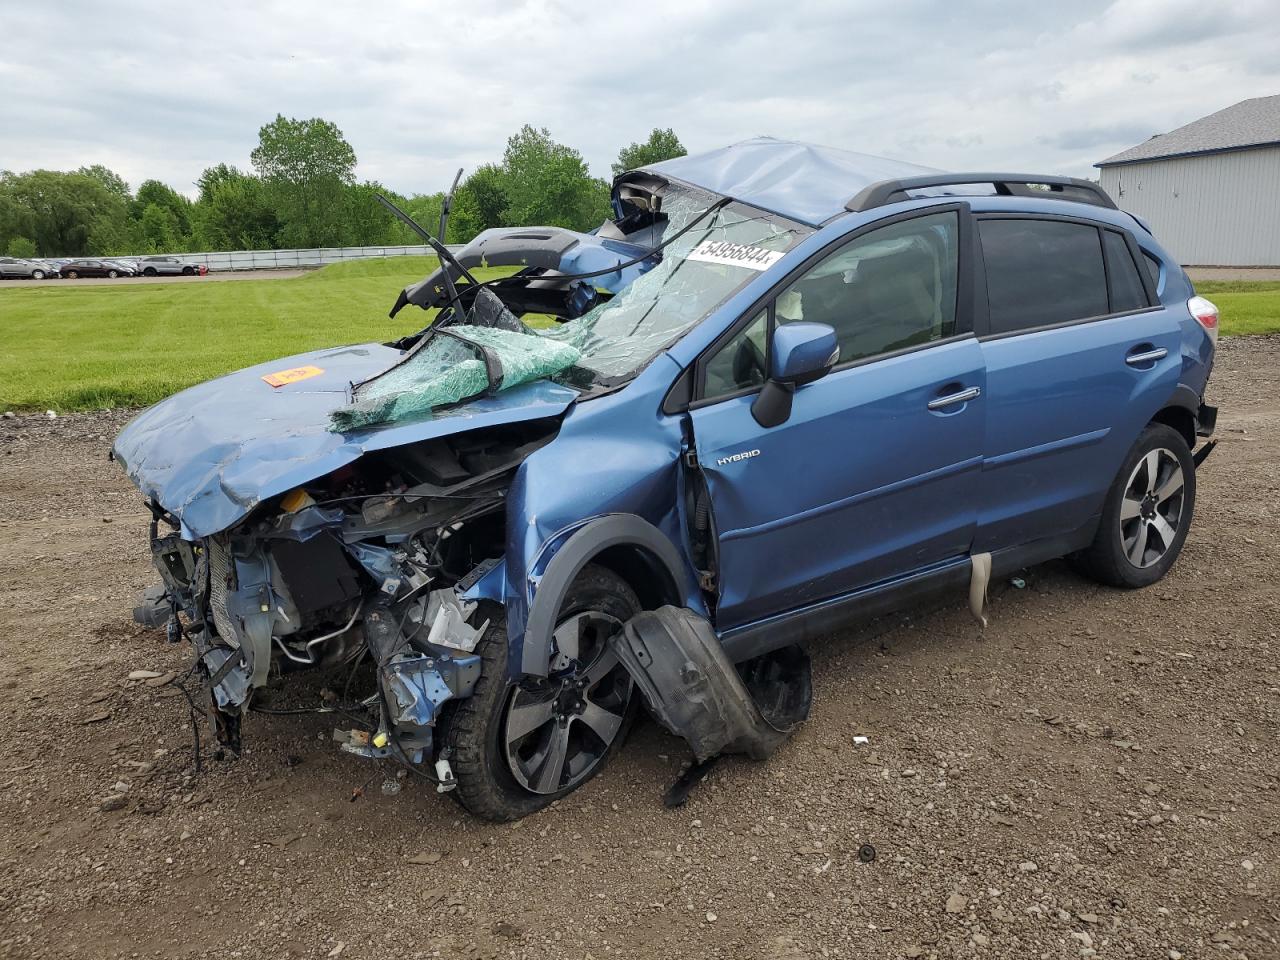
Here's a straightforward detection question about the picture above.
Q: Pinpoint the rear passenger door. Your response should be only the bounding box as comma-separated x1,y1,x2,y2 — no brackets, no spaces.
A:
973,215,1182,553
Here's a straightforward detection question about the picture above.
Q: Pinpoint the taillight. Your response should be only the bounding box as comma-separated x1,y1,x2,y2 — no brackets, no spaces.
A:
1188,295,1218,343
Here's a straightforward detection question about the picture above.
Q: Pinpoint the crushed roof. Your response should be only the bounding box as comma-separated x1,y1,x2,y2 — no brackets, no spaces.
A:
640,137,939,225
1097,94,1280,167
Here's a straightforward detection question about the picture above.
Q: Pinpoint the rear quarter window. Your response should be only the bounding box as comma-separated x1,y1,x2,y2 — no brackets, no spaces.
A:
1102,230,1150,313
1142,251,1163,291
978,218,1108,334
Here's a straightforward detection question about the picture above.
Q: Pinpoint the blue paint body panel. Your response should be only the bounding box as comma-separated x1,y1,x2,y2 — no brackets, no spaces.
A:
690,337,986,628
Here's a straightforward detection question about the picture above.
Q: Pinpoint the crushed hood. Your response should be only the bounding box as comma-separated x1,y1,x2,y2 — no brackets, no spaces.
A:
112,342,578,539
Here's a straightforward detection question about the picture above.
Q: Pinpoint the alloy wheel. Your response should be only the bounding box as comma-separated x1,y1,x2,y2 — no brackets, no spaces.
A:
1120,447,1185,568
503,611,633,795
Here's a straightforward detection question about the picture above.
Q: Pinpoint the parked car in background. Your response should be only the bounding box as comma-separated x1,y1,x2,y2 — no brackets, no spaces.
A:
0,257,53,279
137,255,203,276
114,138,1219,821
59,259,131,278
103,259,140,277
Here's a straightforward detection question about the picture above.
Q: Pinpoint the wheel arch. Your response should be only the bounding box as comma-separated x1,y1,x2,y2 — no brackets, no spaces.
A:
519,514,689,676
1151,386,1199,450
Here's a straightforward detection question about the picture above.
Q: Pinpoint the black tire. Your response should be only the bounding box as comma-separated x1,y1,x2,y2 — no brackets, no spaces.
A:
31,269,45,280
445,564,641,822
181,266,195,275
1075,423,1196,589
65,270,78,279
143,267,157,276
107,269,119,278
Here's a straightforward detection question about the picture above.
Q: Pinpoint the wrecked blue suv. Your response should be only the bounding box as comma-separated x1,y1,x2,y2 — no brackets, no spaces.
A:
114,138,1218,820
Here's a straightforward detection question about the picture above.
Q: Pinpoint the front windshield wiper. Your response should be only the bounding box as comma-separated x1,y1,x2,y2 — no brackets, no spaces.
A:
376,176,478,311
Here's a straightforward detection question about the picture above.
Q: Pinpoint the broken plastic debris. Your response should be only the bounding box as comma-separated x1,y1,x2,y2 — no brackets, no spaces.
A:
969,552,991,627
853,735,870,745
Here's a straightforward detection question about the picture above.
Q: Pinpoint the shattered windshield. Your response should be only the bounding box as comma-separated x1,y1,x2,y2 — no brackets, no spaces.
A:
543,192,810,385
330,186,811,431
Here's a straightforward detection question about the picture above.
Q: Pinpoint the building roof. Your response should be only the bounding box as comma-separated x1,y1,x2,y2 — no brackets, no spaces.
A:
1097,94,1280,167
641,137,939,225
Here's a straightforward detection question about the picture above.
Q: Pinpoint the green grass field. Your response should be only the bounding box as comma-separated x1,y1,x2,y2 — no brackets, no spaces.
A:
1,260,1278,411
0,257,512,411
1189,280,1280,337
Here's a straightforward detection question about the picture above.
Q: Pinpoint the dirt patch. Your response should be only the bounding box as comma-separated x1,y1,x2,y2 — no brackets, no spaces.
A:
1,341,1278,960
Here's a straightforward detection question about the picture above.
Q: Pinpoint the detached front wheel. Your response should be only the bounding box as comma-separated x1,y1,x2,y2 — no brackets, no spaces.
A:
445,565,640,821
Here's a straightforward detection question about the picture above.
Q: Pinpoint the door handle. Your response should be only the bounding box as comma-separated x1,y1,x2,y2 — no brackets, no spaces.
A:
927,386,981,410
1125,347,1167,366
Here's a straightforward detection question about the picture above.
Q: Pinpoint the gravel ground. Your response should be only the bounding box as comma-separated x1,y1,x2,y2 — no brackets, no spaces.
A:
0,338,1277,960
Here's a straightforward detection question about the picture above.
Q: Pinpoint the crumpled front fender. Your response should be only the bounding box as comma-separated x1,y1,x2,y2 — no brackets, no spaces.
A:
515,514,689,677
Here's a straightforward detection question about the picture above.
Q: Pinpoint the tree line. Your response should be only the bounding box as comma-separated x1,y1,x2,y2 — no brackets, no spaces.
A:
0,120,686,258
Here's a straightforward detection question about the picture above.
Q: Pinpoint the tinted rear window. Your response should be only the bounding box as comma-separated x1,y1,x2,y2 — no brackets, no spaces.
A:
979,218,1107,334
1103,230,1149,312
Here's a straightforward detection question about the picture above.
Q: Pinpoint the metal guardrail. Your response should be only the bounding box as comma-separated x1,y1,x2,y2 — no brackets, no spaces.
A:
139,244,462,272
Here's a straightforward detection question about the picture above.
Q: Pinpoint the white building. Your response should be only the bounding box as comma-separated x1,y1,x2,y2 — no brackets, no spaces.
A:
1096,95,1280,267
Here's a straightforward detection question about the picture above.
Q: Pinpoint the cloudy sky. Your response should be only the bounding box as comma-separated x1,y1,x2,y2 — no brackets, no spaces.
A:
3,0,1278,197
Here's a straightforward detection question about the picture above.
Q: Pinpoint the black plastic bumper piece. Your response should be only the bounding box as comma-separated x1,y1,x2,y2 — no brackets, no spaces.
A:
1197,402,1218,437
612,606,812,764
1193,438,1218,467
132,584,171,629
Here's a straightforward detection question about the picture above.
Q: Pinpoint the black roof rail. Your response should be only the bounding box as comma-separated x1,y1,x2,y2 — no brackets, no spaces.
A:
846,173,1117,213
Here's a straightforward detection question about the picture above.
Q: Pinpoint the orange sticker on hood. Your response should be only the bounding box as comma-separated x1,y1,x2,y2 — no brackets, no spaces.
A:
262,365,325,388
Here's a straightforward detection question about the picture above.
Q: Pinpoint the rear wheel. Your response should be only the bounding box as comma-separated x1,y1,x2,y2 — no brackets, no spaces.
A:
1076,423,1196,588
445,565,640,821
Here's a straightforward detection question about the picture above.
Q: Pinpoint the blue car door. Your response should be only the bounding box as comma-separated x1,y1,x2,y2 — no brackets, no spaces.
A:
687,205,986,630
973,214,1184,552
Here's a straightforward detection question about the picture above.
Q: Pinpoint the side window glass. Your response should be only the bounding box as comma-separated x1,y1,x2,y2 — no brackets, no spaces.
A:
1143,251,1163,291
702,309,768,400
776,211,959,365
1103,230,1149,312
979,219,1107,333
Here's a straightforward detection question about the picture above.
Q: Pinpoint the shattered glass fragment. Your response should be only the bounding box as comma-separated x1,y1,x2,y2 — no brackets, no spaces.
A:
330,290,581,431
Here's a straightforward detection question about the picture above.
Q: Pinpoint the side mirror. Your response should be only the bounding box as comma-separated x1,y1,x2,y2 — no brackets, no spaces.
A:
751,322,839,428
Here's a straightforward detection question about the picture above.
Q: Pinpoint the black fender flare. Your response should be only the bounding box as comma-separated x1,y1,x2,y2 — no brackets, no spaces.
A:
520,514,688,676
1166,383,1200,417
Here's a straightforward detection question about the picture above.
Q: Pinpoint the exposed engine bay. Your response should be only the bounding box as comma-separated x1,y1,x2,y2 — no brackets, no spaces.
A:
140,417,558,788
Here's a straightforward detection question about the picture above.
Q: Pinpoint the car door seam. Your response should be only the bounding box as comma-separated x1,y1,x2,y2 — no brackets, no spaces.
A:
717,455,985,542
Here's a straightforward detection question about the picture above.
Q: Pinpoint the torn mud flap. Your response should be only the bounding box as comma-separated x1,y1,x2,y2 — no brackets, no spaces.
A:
611,606,811,804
